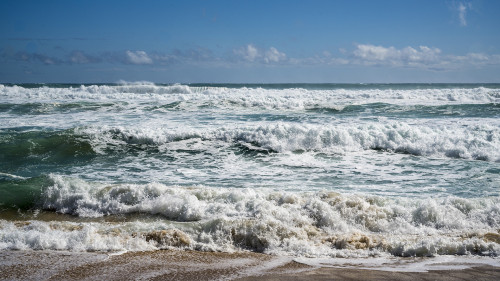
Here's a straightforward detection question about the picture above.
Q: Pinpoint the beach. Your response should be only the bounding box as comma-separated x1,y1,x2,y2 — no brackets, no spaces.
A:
1,249,500,280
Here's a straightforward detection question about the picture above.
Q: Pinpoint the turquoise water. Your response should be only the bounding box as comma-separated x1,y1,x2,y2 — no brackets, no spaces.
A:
0,83,499,258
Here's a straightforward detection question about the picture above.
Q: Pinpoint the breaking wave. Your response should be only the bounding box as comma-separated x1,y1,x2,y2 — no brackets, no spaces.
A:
1,175,499,257
77,122,500,161
1,84,499,108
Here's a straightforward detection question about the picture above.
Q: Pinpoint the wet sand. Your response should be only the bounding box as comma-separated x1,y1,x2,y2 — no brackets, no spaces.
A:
1,250,500,280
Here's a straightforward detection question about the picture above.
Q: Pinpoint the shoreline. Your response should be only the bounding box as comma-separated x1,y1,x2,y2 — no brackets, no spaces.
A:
1,250,500,280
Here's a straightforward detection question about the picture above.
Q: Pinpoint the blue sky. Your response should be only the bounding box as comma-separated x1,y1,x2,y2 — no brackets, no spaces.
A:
1,0,499,83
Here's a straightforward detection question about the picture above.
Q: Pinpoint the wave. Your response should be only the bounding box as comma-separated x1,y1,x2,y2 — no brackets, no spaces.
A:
77,122,500,161
1,175,499,256
0,129,95,175
0,175,49,209
1,84,499,107
2,100,499,121
0,102,120,115
2,121,499,162
307,103,500,118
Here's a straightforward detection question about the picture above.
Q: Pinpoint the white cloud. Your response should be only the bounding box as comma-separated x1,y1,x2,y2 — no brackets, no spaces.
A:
353,44,396,61
245,45,259,61
126,50,153,64
234,44,259,62
402,46,441,63
264,47,286,63
234,44,287,64
458,3,468,26
450,53,500,66
349,43,500,70
5,43,498,72
353,44,441,67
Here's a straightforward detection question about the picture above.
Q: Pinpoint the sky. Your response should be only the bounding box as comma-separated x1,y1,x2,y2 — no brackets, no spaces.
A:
1,0,500,83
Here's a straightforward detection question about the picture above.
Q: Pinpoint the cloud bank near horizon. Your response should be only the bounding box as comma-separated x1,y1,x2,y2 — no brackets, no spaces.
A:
3,43,499,72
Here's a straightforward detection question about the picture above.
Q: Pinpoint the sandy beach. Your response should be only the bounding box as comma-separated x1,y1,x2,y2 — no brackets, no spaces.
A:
1,250,500,281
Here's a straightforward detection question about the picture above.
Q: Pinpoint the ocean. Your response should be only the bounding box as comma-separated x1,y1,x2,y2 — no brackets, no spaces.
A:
1,82,500,268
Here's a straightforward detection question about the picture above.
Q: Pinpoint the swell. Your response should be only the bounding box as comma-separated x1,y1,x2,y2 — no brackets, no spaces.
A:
0,175,49,209
0,129,95,172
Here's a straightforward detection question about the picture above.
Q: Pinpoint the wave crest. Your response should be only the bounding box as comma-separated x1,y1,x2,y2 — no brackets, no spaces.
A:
2,85,499,108
78,122,500,161
2,175,499,257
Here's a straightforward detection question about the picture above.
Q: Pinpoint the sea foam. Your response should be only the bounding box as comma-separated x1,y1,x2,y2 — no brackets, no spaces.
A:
1,83,499,261
1,84,499,107
3,175,498,257
77,122,500,161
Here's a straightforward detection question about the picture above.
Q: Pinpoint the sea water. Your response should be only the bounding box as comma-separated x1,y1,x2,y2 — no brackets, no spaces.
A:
0,83,499,263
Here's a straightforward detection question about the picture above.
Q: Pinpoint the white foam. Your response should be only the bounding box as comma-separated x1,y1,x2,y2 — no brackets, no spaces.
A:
2,83,499,262
294,255,500,272
0,172,28,180
78,121,500,161
1,176,493,256
0,220,156,252
1,85,499,107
